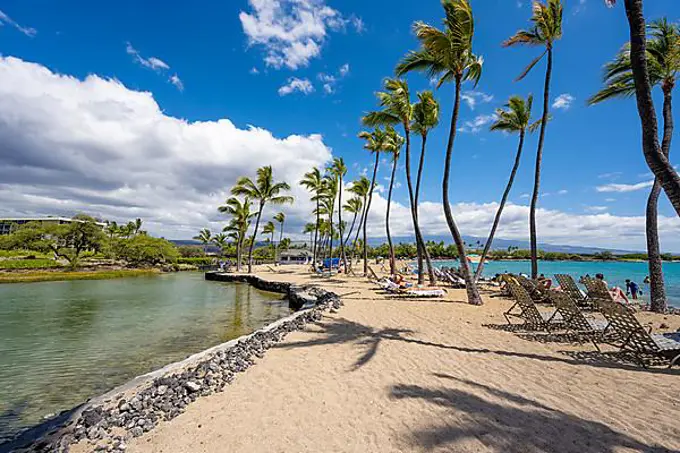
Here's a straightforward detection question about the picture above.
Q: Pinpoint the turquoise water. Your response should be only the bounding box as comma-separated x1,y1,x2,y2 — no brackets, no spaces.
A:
432,259,680,308
0,272,290,443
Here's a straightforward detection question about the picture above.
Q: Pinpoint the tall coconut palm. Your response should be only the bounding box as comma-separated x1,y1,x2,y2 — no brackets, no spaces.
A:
381,126,404,275
232,166,293,273
363,78,435,285
396,0,484,304
219,196,254,272
329,157,348,269
502,0,562,279
475,95,539,281
303,222,316,252
605,0,680,215
193,228,212,253
262,221,276,260
358,128,388,275
300,167,324,264
412,90,440,283
348,176,371,261
343,197,363,254
273,212,286,262
588,19,679,312
322,174,338,267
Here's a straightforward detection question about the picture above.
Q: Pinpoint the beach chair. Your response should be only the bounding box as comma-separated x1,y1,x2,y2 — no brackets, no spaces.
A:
504,277,561,331
439,269,465,288
515,275,549,303
367,265,381,282
597,298,680,368
546,290,609,351
582,277,610,303
554,274,591,308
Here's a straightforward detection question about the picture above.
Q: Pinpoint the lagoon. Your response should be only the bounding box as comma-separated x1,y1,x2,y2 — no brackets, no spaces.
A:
0,272,289,444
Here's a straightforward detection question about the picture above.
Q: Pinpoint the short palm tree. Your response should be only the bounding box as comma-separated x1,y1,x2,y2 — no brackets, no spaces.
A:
383,126,404,275
475,95,538,281
300,167,325,264
604,0,680,215
329,157,348,269
193,228,212,253
343,196,363,257
589,18,679,313
357,128,388,275
218,196,254,272
503,0,562,279
348,176,371,261
396,0,484,304
262,221,276,260
211,233,229,256
232,166,293,273
273,212,286,262
303,222,316,252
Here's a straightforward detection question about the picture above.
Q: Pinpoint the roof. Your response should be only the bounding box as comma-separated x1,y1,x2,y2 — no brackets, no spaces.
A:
0,217,106,226
280,249,312,258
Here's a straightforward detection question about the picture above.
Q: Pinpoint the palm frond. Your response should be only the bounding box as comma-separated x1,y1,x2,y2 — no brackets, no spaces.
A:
515,49,547,81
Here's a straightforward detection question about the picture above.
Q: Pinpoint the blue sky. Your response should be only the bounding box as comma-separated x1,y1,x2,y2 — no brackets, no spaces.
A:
0,0,679,250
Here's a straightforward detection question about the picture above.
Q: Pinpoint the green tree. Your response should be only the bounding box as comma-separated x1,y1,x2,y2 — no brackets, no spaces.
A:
503,0,563,279
300,167,325,264
193,228,212,251
39,216,105,269
211,233,229,256
329,157,348,269
303,222,316,252
475,95,539,281
118,235,178,266
262,221,276,259
232,166,293,273
396,0,484,304
219,196,254,272
273,212,286,262
321,173,338,266
383,126,404,275
348,176,371,263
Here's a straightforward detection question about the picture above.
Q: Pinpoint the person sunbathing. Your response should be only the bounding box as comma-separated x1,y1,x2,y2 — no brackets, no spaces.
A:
595,273,629,304
390,273,412,289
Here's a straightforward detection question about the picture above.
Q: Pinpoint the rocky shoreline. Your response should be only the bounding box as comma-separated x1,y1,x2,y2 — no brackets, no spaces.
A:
6,276,341,453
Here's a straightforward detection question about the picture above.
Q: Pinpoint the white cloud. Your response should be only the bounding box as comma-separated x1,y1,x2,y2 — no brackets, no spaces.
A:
586,206,608,213
339,63,350,77
519,193,530,199
0,8,36,37
458,113,498,133
250,67,260,75
278,77,314,96
598,171,622,180
239,0,362,70
126,43,169,71
169,74,184,92
461,90,493,110
596,180,654,193
557,189,568,195
0,57,331,239
317,63,350,95
552,93,574,110
323,83,334,94
318,73,336,83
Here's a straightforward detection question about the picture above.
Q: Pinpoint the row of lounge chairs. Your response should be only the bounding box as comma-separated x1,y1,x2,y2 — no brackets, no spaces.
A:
502,274,680,368
368,266,447,299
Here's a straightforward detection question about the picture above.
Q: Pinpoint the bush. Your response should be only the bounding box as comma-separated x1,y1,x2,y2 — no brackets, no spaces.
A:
178,246,206,258
0,258,61,269
117,236,179,266
177,257,214,265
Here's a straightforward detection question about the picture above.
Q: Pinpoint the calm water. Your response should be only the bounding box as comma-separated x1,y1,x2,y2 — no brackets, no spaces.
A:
0,272,290,443
433,259,680,307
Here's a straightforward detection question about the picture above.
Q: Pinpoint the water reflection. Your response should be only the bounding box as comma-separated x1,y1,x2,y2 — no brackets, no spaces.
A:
0,272,289,443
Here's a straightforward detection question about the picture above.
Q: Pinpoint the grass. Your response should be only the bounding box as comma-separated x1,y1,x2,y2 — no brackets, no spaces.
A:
0,269,160,284
0,249,52,259
0,258,61,269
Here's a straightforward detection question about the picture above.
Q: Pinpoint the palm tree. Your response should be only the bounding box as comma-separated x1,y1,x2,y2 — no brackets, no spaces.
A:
502,0,562,279
193,228,212,253
604,0,680,215
211,233,229,256
382,126,404,275
343,196,363,256
329,157,348,269
348,176,371,262
321,174,338,267
300,167,325,264
232,166,293,273
588,19,679,313
273,212,286,262
411,90,440,284
303,222,316,252
262,221,276,260
475,95,539,281
133,218,143,236
357,128,388,275
218,196,254,272
396,0,484,304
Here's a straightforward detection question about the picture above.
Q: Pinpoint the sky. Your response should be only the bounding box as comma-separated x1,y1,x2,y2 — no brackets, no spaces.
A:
0,0,679,251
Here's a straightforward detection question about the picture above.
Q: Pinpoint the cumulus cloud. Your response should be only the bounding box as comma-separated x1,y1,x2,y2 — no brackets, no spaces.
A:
239,0,362,70
596,180,653,193
461,90,493,110
0,57,331,238
552,93,574,110
278,77,314,96
458,113,497,133
0,8,36,37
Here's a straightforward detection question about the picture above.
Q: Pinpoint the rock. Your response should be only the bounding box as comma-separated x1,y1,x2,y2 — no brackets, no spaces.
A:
137,418,147,427
185,381,201,392
82,407,104,427
118,441,127,451
130,397,143,411
130,427,144,438
118,401,130,412
156,385,168,396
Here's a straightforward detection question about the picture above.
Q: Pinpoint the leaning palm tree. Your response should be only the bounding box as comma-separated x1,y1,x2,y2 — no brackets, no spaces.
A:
588,18,679,313
383,126,404,275
411,90,440,284
232,166,293,273
475,95,539,281
273,212,286,262
357,128,388,275
604,0,680,215
343,196,363,256
193,228,212,253
396,0,484,304
363,78,434,285
300,167,325,264
219,196,254,272
329,157,348,269
348,176,371,262
262,221,276,260
503,0,563,279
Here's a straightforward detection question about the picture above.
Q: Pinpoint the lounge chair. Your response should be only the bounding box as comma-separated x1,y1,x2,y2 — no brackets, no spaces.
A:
582,277,610,302
546,290,609,351
597,298,680,368
504,277,561,331
439,269,465,288
377,278,446,299
554,274,591,308
367,265,381,282
515,275,549,303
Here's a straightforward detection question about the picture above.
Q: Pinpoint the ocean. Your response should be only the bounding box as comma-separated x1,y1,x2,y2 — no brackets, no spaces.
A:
430,259,680,308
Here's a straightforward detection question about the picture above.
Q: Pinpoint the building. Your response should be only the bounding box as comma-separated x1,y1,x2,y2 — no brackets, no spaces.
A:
0,217,106,235
279,249,312,264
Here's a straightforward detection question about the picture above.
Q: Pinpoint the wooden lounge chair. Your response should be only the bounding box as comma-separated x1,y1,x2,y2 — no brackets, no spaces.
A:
504,277,561,331
546,290,609,351
554,274,591,308
597,298,680,368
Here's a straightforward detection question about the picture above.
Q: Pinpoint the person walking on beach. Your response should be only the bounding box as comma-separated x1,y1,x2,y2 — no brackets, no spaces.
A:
626,279,640,300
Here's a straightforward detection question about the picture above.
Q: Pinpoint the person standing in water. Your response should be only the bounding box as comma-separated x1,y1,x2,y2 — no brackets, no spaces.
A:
625,279,640,300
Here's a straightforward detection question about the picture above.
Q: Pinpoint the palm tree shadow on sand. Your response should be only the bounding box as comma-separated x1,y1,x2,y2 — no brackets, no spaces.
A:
390,374,675,453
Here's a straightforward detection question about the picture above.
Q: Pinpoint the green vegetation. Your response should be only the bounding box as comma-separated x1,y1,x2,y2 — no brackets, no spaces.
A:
0,269,159,284
0,259,61,269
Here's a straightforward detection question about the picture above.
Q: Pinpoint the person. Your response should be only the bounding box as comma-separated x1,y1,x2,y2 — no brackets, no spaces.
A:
596,273,629,304
643,275,650,284
537,274,552,289
625,279,640,300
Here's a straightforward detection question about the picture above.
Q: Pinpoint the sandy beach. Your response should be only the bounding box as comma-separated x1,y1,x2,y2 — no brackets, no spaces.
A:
73,265,679,453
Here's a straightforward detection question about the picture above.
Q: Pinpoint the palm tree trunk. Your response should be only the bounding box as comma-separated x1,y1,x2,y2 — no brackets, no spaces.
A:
278,221,284,263
351,200,367,268
386,155,398,275
344,211,358,252
442,75,482,305
329,203,334,269
338,177,347,270
530,47,553,279
624,0,680,215
475,130,526,282
313,198,320,264
413,132,436,285
236,235,242,272
364,153,380,275
247,204,264,273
